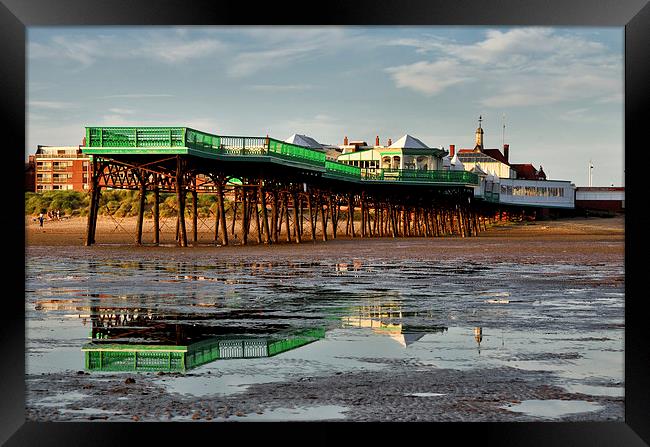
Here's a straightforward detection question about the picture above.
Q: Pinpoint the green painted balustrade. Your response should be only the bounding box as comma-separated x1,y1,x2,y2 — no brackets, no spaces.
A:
325,160,362,180
362,168,479,184
83,126,479,186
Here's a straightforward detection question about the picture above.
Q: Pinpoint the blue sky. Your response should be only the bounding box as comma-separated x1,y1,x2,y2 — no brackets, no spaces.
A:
27,26,624,186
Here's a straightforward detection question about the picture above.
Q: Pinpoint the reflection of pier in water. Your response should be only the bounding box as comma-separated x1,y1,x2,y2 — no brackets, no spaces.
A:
341,303,447,347
76,306,325,373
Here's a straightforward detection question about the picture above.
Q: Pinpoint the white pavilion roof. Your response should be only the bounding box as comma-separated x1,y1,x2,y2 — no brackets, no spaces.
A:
284,134,323,150
471,163,487,175
388,134,429,149
450,153,465,171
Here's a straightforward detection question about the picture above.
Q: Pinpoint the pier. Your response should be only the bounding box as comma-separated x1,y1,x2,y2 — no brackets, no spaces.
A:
81,126,500,247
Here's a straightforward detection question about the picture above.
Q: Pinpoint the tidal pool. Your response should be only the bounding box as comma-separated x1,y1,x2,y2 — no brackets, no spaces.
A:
24,244,624,421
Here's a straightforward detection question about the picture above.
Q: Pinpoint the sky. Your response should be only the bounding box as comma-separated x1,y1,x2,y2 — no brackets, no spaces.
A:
27,26,624,187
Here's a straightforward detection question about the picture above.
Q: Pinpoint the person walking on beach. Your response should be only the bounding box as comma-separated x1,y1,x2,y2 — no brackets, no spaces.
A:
38,212,44,227
56,209,60,220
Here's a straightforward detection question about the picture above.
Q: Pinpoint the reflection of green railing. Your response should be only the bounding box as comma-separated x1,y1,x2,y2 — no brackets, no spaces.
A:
325,160,361,180
82,328,326,373
362,168,479,185
267,328,326,356
83,344,187,372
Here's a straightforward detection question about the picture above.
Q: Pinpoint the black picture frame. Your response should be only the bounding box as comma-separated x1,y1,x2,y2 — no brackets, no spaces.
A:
3,0,647,444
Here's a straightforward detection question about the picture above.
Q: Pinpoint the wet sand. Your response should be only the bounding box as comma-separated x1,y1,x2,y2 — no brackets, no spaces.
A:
24,215,625,422
26,216,625,272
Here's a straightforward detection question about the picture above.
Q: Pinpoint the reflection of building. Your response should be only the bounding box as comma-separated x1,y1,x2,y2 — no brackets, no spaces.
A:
341,304,447,347
77,306,325,372
474,327,483,354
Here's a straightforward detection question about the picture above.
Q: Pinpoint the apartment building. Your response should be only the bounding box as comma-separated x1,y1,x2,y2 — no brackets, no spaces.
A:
33,145,91,192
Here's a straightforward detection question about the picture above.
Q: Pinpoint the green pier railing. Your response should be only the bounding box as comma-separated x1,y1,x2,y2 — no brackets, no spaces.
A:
361,168,479,185
325,160,362,181
83,126,479,186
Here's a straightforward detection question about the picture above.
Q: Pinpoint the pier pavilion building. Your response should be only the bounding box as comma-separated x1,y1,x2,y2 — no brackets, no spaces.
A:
335,134,447,175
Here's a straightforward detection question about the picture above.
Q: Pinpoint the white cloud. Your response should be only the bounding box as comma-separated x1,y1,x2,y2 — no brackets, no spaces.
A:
132,37,226,63
28,100,78,110
249,84,313,92
385,60,472,96
100,94,174,99
227,46,317,78
384,28,622,107
29,32,227,68
108,108,135,114
226,28,354,78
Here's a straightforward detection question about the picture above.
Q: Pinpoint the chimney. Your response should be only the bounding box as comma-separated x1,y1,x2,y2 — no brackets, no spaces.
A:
503,144,509,161
344,136,348,145
449,144,455,157
375,135,380,146
387,138,392,146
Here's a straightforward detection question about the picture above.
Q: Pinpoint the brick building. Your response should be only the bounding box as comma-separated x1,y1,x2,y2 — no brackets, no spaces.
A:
32,145,91,192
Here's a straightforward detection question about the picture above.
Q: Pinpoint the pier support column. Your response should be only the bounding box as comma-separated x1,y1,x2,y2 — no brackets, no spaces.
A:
320,193,328,242
175,156,188,247
217,181,228,246
270,190,278,243
240,185,248,245
293,192,301,244
330,196,338,239
135,170,147,246
253,187,262,244
307,191,316,241
192,190,198,245
284,193,292,243
85,158,101,246
348,194,355,238
153,176,160,245
260,184,271,245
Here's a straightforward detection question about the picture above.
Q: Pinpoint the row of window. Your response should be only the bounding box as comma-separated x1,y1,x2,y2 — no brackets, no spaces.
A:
500,185,565,197
36,184,75,191
36,161,90,169
341,160,433,170
343,160,380,168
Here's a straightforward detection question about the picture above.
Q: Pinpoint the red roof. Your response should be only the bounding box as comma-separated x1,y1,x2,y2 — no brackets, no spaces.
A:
510,164,542,180
458,148,509,165
576,187,624,192
482,149,509,165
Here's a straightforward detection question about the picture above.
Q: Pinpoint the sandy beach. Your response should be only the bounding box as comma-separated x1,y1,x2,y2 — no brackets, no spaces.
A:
25,214,625,265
